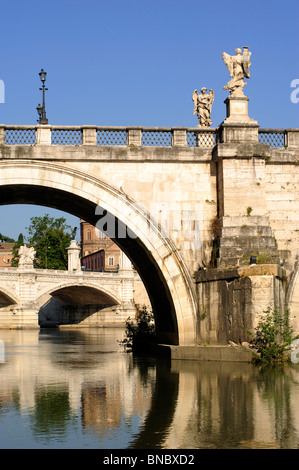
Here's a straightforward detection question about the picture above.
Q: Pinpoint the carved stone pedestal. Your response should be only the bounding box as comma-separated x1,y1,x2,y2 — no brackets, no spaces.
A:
224,96,253,122
219,95,259,143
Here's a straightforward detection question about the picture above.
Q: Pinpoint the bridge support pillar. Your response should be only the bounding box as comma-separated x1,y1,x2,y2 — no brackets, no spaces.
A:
286,129,299,148
172,127,187,147
212,97,279,268
82,126,97,145
0,125,5,144
127,127,142,146
36,125,51,145
8,268,39,328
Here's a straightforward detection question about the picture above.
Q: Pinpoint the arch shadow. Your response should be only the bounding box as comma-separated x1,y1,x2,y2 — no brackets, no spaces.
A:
0,287,18,306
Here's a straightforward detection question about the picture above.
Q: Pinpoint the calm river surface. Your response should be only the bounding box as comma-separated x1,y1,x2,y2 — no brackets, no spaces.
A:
1,327,299,450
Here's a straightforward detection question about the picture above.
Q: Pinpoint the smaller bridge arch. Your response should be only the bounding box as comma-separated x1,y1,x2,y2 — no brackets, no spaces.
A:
0,287,18,306
36,280,123,308
37,281,125,328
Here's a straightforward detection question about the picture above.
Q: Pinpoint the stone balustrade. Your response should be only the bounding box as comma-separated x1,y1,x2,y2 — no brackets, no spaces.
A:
0,124,298,149
0,124,216,148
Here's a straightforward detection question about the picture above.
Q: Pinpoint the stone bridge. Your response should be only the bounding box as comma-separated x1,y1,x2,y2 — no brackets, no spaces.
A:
0,260,136,328
0,98,298,346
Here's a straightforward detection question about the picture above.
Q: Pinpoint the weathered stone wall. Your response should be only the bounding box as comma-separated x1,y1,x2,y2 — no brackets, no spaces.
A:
214,142,299,278
264,153,299,273
195,265,287,345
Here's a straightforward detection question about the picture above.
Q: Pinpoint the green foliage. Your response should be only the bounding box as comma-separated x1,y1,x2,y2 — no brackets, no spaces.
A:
11,233,25,267
0,232,15,243
119,306,156,353
250,306,295,364
12,215,75,270
246,206,253,216
28,215,74,270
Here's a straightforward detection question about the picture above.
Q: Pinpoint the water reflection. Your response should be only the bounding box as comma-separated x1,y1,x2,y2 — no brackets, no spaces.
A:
0,328,299,449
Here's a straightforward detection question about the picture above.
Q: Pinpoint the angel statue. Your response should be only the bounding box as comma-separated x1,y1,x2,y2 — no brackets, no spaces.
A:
192,87,214,127
18,245,36,267
222,47,252,96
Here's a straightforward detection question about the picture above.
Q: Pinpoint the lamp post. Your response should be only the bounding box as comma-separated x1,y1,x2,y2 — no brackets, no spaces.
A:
36,68,48,124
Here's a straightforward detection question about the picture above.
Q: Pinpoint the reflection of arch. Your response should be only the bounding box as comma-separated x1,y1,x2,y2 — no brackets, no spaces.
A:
0,160,197,345
129,360,179,449
0,287,18,305
36,281,122,307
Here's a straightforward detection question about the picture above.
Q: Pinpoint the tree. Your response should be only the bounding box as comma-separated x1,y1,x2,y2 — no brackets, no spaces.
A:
11,233,25,267
26,214,75,270
0,233,15,243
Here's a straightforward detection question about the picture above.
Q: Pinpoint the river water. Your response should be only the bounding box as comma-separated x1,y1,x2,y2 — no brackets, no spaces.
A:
0,327,299,450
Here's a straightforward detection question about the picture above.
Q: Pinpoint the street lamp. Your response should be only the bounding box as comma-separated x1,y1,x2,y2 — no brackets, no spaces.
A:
36,68,48,124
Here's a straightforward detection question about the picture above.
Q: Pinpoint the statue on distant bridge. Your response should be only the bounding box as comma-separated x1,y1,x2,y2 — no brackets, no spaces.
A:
192,87,214,127
222,47,251,96
18,245,36,268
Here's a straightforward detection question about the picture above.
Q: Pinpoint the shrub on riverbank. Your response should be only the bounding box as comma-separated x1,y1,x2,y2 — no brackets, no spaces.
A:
119,306,156,353
250,306,296,364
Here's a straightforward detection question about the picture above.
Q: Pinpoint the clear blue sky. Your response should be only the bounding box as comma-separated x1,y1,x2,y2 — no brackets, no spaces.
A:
0,0,298,240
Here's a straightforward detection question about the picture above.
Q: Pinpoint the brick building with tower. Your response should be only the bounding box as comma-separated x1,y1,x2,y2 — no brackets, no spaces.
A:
80,219,121,271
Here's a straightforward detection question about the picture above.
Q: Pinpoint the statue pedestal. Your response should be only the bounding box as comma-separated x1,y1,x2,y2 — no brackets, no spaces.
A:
224,95,256,123
219,95,259,143
67,240,81,271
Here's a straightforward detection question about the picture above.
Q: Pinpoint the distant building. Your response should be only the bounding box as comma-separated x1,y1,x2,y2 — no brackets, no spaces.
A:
80,220,120,271
81,249,105,272
0,242,14,267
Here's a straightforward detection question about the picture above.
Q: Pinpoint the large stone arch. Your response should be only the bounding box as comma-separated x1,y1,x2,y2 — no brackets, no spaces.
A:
0,160,197,345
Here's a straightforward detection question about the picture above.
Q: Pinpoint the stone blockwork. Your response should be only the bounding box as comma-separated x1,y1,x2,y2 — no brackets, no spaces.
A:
215,216,279,268
195,265,286,345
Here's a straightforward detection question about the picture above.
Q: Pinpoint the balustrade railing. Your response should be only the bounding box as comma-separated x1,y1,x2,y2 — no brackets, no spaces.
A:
186,129,216,147
0,125,297,149
258,129,287,147
97,128,127,146
51,128,82,145
142,129,173,147
4,126,36,145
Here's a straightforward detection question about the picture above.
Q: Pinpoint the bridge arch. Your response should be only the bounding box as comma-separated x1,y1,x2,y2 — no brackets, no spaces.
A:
36,281,122,307
0,160,197,345
0,286,18,306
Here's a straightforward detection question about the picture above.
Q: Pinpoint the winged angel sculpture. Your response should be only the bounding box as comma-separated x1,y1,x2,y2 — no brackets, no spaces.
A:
18,245,36,267
222,47,252,96
192,87,214,127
